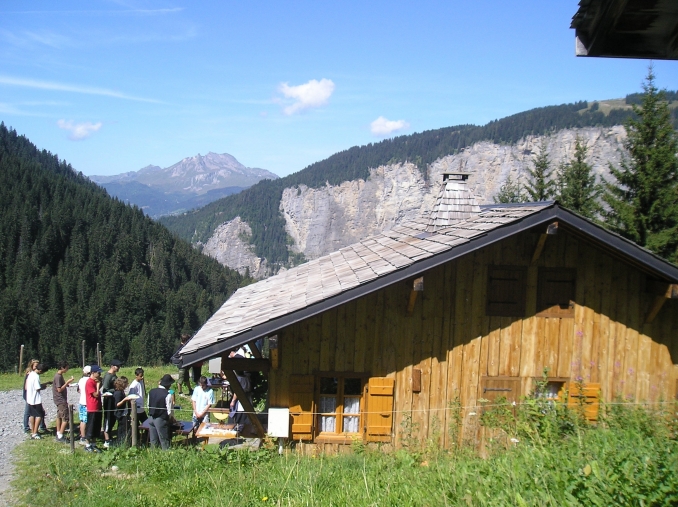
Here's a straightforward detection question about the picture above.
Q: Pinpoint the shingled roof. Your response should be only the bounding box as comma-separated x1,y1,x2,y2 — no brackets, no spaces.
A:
178,197,678,366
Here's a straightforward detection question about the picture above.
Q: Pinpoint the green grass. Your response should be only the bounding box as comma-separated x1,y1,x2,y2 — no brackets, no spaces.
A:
0,372,24,391
9,403,678,507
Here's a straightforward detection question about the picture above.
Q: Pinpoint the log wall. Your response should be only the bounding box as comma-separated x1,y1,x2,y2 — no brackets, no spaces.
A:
269,228,678,446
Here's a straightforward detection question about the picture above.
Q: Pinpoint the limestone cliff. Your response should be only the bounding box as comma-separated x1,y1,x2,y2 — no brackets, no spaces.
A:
204,126,627,277
201,217,269,279
280,126,626,262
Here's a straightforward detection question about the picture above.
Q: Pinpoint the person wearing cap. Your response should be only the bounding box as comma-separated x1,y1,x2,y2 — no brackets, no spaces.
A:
147,374,175,450
84,365,103,452
101,359,122,449
76,366,91,444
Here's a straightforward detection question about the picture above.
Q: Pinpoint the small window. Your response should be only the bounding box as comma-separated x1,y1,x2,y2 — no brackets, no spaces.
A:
317,375,364,436
531,378,567,400
537,268,576,318
486,266,527,317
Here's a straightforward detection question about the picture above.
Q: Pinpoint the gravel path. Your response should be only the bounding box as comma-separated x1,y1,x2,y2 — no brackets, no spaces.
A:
0,386,56,504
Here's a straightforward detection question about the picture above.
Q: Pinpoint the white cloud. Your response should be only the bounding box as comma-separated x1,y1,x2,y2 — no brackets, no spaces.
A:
370,116,410,136
278,78,335,115
0,75,161,103
57,119,102,140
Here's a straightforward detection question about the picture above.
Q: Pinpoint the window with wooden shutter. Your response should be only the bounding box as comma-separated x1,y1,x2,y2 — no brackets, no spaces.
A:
364,377,395,442
537,268,576,318
486,266,527,317
289,375,314,441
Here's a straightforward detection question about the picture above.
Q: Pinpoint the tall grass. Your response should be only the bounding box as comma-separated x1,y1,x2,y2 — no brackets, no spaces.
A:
10,400,678,507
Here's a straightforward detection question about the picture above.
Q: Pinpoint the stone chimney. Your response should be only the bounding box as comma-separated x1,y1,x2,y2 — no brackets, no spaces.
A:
426,173,480,232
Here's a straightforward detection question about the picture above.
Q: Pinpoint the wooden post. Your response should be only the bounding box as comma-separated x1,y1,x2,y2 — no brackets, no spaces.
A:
222,369,266,438
68,404,75,453
131,407,138,448
96,343,102,366
18,344,24,376
82,340,86,368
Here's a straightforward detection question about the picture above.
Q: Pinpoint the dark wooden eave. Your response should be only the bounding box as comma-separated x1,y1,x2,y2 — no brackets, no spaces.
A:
178,203,678,367
571,0,678,60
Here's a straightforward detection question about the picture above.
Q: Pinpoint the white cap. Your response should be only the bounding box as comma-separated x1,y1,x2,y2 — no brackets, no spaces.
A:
83,365,91,374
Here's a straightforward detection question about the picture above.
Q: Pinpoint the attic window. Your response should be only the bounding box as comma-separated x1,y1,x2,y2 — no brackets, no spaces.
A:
537,268,576,318
486,266,527,317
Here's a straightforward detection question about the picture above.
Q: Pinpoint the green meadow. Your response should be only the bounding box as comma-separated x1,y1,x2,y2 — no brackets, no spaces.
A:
8,395,678,507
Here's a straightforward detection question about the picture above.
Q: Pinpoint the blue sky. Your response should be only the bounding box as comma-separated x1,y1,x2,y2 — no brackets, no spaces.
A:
1,1,677,178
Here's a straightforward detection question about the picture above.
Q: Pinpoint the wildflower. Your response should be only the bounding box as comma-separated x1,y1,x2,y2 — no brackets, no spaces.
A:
468,412,476,416
262,497,269,502
510,438,519,444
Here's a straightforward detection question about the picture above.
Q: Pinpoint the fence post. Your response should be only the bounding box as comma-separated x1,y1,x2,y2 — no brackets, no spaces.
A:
82,340,86,369
18,344,24,376
68,404,75,453
131,407,138,448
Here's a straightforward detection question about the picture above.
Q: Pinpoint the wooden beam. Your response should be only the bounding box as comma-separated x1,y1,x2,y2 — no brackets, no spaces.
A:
407,291,418,314
646,280,678,298
248,340,263,359
221,357,270,372
645,296,668,324
222,369,266,438
531,222,559,265
407,277,424,314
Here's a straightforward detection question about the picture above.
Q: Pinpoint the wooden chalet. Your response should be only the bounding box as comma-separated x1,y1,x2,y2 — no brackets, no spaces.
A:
177,173,678,450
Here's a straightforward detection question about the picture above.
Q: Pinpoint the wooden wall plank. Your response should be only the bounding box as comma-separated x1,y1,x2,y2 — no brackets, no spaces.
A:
353,296,367,373
334,303,347,372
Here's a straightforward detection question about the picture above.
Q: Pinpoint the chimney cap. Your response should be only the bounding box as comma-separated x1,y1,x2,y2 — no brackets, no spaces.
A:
442,172,471,181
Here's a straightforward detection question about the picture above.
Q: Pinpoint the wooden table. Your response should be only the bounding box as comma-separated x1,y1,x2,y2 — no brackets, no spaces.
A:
195,422,238,446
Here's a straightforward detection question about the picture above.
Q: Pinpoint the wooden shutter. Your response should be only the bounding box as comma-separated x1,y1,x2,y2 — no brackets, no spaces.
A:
289,375,314,441
364,377,395,442
537,268,576,317
566,382,600,422
486,266,527,317
480,377,521,404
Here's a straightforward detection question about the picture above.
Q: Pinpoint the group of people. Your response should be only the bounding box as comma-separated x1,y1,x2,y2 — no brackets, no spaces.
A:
21,344,255,452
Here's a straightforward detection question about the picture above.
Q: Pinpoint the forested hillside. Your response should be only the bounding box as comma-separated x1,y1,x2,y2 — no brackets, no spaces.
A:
161,100,655,266
0,123,246,371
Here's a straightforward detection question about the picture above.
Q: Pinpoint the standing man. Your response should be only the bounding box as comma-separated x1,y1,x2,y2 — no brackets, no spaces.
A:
147,374,175,450
101,359,122,448
84,365,103,453
52,361,74,443
25,363,50,440
191,376,215,428
176,334,192,396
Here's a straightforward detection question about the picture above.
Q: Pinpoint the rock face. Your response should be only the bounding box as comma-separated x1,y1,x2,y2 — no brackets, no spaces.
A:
204,126,628,278
279,126,627,262
202,217,269,279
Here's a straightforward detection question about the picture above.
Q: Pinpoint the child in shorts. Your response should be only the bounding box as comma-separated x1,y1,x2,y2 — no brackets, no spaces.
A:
76,366,91,444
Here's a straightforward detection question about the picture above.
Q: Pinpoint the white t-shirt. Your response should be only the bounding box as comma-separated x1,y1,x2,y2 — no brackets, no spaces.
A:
78,376,89,405
191,385,215,421
25,371,41,405
129,379,146,413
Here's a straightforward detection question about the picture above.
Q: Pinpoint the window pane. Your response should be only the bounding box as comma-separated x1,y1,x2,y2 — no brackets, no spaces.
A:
344,378,361,395
320,377,338,395
319,396,336,414
321,416,336,432
343,416,359,433
343,396,360,414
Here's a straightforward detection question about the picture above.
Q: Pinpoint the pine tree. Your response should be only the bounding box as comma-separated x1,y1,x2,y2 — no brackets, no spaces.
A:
493,176,525,203
557,136,602,219
603,67,678,261
525,139,555,201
